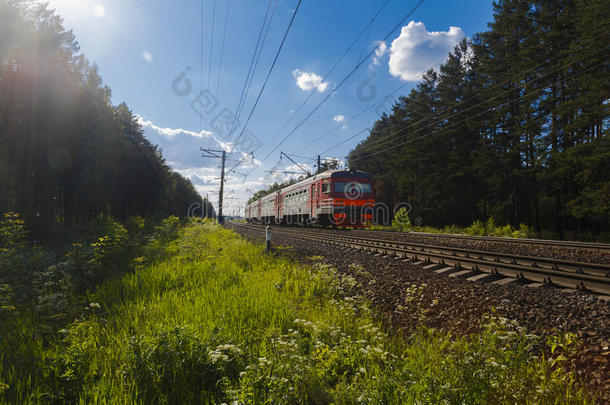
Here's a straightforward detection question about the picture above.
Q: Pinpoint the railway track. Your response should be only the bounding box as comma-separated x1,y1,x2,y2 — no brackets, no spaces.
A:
229,222,610,297
369,230,610,251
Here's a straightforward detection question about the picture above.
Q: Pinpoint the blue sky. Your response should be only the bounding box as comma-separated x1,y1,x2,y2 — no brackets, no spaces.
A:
45,0,494,215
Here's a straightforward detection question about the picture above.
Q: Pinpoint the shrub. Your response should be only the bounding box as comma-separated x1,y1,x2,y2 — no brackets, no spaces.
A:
515,223,537,238
155,216,182,244
123,326,244,404
392,208,412,232
0,213,27,250
466,220,486,236
90,218,130,280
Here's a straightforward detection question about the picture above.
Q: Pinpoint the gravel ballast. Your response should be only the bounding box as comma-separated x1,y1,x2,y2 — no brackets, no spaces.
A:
227,223,610,402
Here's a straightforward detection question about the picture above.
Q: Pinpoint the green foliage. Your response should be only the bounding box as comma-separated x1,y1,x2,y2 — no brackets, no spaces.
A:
154,216,181,244
376,217,542,240
0,213,43,305
349,0,609,237
391,207,412,232
124,327,244,404
0,223,590,403
395,283,433,327
466,220,486,236
0,283,15,325
0,3,210,229
0,213,27,250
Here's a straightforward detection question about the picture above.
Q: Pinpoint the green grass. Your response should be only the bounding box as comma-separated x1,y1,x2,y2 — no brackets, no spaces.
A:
371,216,610,242
1,222,591,403
370,217,538,239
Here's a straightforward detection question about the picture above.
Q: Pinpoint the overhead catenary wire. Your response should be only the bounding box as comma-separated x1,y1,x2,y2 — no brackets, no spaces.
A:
288,56,446,156
215,0,231,100
248,3,606,186
228,0,279,142
230,0,303,153
255,0,426,166
225,0,276,142
206,0,217,129
262,0,393,151
303,28,609,162
343,45,608,159
348,59,607,163
199,0,205,132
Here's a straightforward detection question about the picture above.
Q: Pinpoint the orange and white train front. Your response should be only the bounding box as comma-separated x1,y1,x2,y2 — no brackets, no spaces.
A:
247,169,375,227
311,170,375,227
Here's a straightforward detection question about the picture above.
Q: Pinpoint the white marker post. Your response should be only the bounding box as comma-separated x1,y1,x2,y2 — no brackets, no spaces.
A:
266,226,272,252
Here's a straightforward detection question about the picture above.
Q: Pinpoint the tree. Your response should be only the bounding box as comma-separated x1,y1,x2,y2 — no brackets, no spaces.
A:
348,0,609,237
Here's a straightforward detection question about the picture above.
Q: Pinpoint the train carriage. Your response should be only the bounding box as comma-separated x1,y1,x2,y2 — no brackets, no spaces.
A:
246,169,375,227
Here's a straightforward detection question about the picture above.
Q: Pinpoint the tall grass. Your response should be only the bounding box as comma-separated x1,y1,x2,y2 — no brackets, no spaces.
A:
1,223,590,403
371,216,539,239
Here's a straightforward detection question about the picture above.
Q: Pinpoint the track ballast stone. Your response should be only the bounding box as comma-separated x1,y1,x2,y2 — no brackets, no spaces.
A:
227,223,610,402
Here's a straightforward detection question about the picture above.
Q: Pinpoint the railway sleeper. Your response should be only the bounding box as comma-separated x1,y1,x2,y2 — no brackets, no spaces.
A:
241,224,610,296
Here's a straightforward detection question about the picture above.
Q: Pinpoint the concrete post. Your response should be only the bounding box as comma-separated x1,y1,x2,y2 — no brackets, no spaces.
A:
266,226,272,251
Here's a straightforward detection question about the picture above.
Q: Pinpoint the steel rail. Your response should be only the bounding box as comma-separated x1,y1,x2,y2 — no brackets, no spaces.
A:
368,230,610,251
229,223,610,296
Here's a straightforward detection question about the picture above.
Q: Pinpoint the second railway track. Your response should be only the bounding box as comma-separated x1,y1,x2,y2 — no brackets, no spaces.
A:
230,222,610,297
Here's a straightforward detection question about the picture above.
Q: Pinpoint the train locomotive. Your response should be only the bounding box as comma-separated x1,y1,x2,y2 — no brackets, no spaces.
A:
246,169,375,227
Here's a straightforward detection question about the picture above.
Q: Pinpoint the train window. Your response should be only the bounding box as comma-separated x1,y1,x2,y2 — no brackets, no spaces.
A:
322,183,330,193
334,182,373,193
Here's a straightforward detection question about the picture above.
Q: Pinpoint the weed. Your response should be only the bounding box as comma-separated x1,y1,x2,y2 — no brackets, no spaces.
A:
0,222,591,404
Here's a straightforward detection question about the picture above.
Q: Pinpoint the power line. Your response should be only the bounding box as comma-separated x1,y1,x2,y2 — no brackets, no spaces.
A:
257,0,426,164
279,151,310,175
262,0,393,151
225,153,254,176
289,153,317,160
346,31,609,157
227,0,280,142
345,45,608,159
293,80,412,154
229,0,279,142
226,0,277,142
349,59,607,163
318,127,370,156
299,26,609,163
230,0,303,152
318,40,607,161
199,0,205,132
206,0,217,130
215,0,231,99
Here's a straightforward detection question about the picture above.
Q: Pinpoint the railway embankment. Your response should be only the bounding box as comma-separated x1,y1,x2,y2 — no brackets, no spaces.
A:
228,222,610,402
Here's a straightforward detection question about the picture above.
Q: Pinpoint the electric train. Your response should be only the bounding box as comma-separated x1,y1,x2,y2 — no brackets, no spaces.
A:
245,169,375,227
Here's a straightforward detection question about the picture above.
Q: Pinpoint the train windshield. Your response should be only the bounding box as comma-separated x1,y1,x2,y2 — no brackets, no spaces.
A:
333,182,373,193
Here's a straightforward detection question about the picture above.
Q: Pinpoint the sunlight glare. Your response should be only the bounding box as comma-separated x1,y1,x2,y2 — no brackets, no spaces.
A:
92,4,105,18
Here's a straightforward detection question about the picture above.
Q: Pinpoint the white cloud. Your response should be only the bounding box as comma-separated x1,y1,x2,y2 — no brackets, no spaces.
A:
371,40,387,66
137,116,219,169
137,117,261,215
292,69,329,92
137,117,212,139
92,4,105,18
388,21,465,82
333,115,345,123
141,51,154,63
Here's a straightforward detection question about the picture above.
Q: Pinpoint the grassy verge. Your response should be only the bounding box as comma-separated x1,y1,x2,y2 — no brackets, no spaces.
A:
1,222,590,403
370,211,610,242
